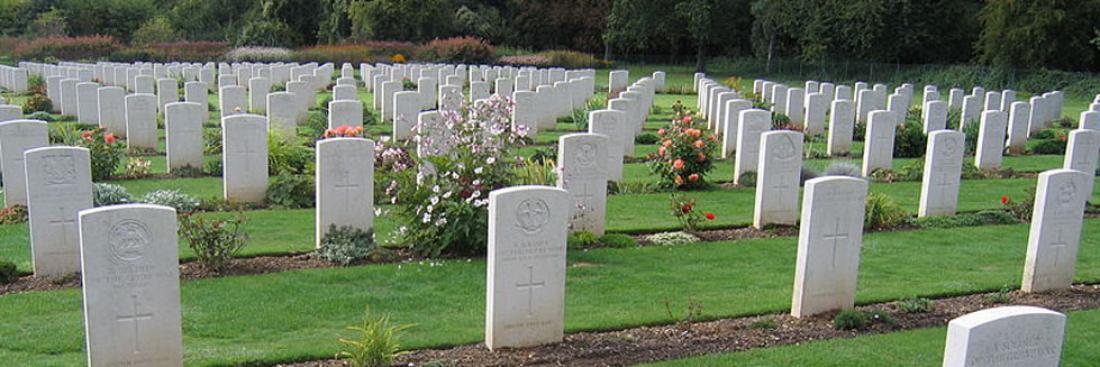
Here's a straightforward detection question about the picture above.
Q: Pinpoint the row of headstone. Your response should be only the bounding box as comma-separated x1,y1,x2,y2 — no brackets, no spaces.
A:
0,65,29,93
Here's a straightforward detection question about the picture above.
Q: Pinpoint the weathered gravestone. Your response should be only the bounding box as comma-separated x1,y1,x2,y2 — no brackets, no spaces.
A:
0,104,19,122
315,138,375,248
721,99,752,159
379,81,402,122
942,306,1066,367
511,90,537,133
392,91,420,141
416,111,451,158
1063,129,1100,196
923,100,948,133
164,102,205,171
790,176,868,318
786,88,805,126
734,109,771,185
974,110,1008,170
79,204,183,367
249,77,272,114
439,85,463,111
222,114,269,204
588,110,626,181
485,186,570,350
919,130,965,217
608,70,628,96
470,81,490,103
26,146,92,276
329,100,364,129
804,92,828,136
1006,102,1032,154
219,85,247,118
125,94,158,150
1079,111,1099,130
97,86,126,137
556,133,609,236
0,119,48,206
267,92,298,135
76,82,100,125
827,100,855,156
861,111,896,176
156,78,178,114
1022,169,1090,292
332,85,357,101
754,131,803,228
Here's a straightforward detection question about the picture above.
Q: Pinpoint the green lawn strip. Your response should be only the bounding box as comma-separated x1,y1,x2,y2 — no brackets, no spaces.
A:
2,220,1100,366
641,308,1100,367
1,174,1095,272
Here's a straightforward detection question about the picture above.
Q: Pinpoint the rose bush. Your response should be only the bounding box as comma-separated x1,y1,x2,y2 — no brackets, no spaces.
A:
647,111,719,189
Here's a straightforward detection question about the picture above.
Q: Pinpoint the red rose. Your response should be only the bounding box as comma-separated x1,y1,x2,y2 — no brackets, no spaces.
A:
673,159,685,170
683,115,693,124
1001,196,1010,205
681,204,693,214
705,212,716,220
81,131,92,140
688,173,700,182
104,133,116,144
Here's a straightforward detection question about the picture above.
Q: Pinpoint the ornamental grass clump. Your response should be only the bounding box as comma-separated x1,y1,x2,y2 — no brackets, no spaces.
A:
647,111,719,190
381,96,528,257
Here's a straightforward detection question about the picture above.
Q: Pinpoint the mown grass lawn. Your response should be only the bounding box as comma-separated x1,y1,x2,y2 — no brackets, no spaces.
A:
1,220,1099,366
643,308,1100,367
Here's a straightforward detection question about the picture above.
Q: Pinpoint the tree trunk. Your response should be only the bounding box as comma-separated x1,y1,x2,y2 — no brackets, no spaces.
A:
695,41,706,73
766,33,775,74
604,39,612,62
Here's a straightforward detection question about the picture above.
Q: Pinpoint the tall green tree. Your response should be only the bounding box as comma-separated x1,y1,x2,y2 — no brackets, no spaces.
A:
168,0,256,42
61,0,155,42
348,0,456,42
977,0,1100,71
317,0,352,44
675,0,712,72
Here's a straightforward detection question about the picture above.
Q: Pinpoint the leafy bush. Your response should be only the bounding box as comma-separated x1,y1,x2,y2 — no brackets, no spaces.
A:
645,231,700,246
895,160,924,182
0,205,28,225
1002,190,1035,222
204,128,223,155
382,96,526,257
337,307,414,367
14,35,121,61
27,111,53,122
514,157,557,186
635,133,660,145
865,192,908,230
737,171,757,187
93,183,131,207
986,286,1013,304
76,128,125,181
225,47,293,62
824,162,862,177
911,209,1018,228
599,233,637,248
833,310,868,330
417,36,495,64
570,108,589,131
178,212,248,272
893,120,927,158
648,113,719,189
567,231,599,250
498,50,602,68
1029,137,1067,155
266,175,315,208
21,93,52,114
318,225,377,266
139,190,201,212
897,297,933,314
130,16,179,46
0,257,16,284
268,130,313,176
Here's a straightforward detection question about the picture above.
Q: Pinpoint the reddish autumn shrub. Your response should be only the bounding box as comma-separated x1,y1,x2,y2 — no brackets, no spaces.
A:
112,41,229,62
293,44,373,64
498,50,602,68
14,35,121,61
418,36,495,64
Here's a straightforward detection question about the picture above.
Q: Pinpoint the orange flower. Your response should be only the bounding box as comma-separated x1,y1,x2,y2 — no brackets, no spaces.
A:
104,133,116,144
693,139,705,148
662,139,673,148
323,128,336,138
658,128,666,136
697,152,707,162
674,175,685,186
681,203,693,213
335,125,350,135
682,115,693,124
688,173,700,182
81,131,92,140
686,129,701,138
708,135,717,142
672,159,685,170
657,146,666,156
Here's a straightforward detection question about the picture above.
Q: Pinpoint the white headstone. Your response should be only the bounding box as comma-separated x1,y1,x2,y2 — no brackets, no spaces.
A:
790,176,867,318
1064,129,1100,195
804,92,828,135
1007,102,1031,154
156,78,178,114
315,138,375,247
786,88,805,126
164,102,205,171
960,95,981,131
974,110,1008,170
392,91,420,140
415,111,451,158
329,100,364,129
1079,111,1099,131
25,146,93,276
511,90,537,133
267,92,298,135
439,85,463,111
0,120,49,206
219,85,247,118
249,77,272,114
861,110,896,176
754,131,803,228
97,87,126,137
332,85,357,101
125,94,158,150
943,306,1066,367
919,130,965,217
77,82,101,125
827,100,855,156
485,186,570,350
470,81,490,103
923,100,948,133
1021,169,1090,292
557,133,609,235
734,109,771,185
721,99,752,159
79,204,183,367
609,70,628,96
222,114,269,204
588,110,626,181
379,81,402,122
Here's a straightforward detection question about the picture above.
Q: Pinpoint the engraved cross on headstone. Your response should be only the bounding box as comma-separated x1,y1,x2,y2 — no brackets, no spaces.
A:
1048,228,1070,269
116,294,154,354
515,265,545,317
932,168,957,208
332,157,360,204
822,216,849,269
237,132,265,176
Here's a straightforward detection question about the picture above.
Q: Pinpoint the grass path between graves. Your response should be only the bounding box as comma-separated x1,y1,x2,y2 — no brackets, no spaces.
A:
2,175,1097,273
2,220,1100,366
2,174,1098,272
641,307,1100,367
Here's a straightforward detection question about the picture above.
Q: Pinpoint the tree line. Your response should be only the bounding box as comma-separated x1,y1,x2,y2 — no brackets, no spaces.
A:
0,0,1098,71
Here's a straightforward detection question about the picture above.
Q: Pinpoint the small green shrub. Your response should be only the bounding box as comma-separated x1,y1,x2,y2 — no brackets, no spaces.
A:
266,175,315,208
567,231,599,250
26,111,54,122
897,297,932,314
570,108,589,131
737,171,757,187
608,181,664,195
895,160,924,182
893,120,927,158
318,225,377,266
986,286,1013,304
635,133,660,145
177,212,248,272
528,147,557,165
748,318,778,330
93,183,132,207
336,307,414,367
0,257,17,284
599,233,637,248
0,205,28,225
963,119,981,154
76,128,125,181
514,158,557,186
139,190,201,212
1029,138,1067,155
124,157,152,179
204,128,223,154
800,164,820,186
824,162,861,177
833,310,868,330
22,93,52,114
268,130,313,176
645,231,699,246
865,192,908,230
204,158,223,177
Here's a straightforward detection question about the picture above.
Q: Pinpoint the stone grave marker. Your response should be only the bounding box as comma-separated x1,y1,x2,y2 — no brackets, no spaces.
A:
125,94,158,150
974,110,1008,169
861,111,896,176
919,130,965,217
790,176,868,318
315,138,375,248
734,109,771,185
1022,169,1091,292
557,133,609,235
0,119,48,206
164,102,205,171
25,146,92,276
754,131,803,228
222,114,269,204
943,306,1066,367
588,110,626,181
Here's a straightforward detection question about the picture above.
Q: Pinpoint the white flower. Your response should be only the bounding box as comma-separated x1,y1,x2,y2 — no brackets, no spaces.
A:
442,191,453,199
374,208,383,216
474,167,484,174
471,190,481,198
486,157,496,164
430,196,439,205
422,213,432,223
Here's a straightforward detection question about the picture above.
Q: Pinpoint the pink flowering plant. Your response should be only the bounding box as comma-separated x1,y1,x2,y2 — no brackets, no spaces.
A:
380,96,529,257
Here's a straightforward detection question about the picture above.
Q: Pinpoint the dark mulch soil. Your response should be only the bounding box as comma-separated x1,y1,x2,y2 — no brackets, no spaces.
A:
0,254,332,295
283,284,1100,367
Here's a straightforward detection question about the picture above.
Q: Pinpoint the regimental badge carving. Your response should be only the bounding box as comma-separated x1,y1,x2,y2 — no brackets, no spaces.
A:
43,155,76,185
774,135,797,161
575,143,598,168
940,136,960,157
109,219,150,263
1057,179,1077,206
515,198,550,233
